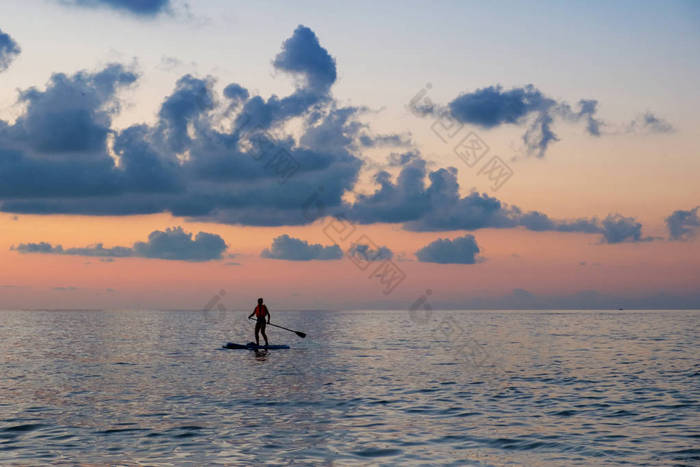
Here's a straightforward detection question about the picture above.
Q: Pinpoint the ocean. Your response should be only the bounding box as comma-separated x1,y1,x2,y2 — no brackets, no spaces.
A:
1,309,698,466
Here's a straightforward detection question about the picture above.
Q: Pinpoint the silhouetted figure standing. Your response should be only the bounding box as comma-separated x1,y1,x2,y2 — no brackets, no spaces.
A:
248,298,270,346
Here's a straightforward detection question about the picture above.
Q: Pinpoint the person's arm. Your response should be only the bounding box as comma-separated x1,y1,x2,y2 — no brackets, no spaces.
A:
248,307,255,319
266,305,271,324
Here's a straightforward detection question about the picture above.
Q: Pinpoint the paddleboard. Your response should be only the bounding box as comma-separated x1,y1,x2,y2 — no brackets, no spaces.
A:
223,342,290,350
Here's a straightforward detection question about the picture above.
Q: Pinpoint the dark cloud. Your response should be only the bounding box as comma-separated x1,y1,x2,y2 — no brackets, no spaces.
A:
666,206,700,240
0,64,139,200
0,27,362,224
227,26,337,135
344,153,648,244
575,99,601,136
421,84,670,158
522,111,558,157
272,25,337,93
132,227,227,261
0,25,655,248
261,234,342,261
298,106,363,151
517,211,607,237
358,133,412,148
344,156,436,225
415,234,480,264
599,214,652,244
63,0,171,16
223,83,249,103
444,85,601,158
347,243,393,262
10,63,137,154
13,242,60,254
0,28,20,72
65,244,132,257
157,74,215,153
297,104,408,152
12,227,227,261
448,85,547,128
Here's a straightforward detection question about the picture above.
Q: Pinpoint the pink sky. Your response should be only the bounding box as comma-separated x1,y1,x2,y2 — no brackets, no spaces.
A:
1,2,699,310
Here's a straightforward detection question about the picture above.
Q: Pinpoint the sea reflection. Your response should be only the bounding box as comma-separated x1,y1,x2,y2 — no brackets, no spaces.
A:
0,309,698,465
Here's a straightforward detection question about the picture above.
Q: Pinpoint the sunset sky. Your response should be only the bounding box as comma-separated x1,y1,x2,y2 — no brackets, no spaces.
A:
0,0,698,310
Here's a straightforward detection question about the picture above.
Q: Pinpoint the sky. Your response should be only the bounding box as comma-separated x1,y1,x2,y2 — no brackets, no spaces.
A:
0,0,698,310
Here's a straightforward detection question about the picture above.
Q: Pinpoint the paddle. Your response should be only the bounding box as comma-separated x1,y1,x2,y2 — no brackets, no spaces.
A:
248,316,306,338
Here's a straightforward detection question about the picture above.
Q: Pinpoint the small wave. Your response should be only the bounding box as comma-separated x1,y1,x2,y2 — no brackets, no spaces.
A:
603,409,638,417
97,428,148,435
552,409,577,416
1,423,44,433
352,447,402,457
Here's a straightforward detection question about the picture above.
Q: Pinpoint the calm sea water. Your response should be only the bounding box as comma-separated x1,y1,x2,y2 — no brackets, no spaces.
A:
0,309,698,466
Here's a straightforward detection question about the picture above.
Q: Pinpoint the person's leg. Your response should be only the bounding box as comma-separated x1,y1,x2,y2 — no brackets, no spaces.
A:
260,321,269,346
254,320,261,345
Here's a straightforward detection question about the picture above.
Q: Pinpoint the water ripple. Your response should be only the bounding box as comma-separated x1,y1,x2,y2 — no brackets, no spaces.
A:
0,309,698,465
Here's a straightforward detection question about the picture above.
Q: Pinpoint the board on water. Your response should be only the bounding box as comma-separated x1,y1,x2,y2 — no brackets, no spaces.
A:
223,342,290,350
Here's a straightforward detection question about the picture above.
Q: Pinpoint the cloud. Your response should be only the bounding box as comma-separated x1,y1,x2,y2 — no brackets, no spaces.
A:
61,242,134,257
519,211,651,244
0,64,142,201
0,28,20,72
132,227,227,261
448,85,548,128
231,26,337,134
627,112,674,134
272,25,337,93
358,133,412,148
157,74,215,153
158,55,182,71
14,242,60,254
445,85,601,157
11,63,137,154
599,214,652,244
261,234,342,261
12,227,227,261
418,84,670,158
666,206,700,240
223,83,249,102
0,26,362,224
347,243,393,263
225,26,337,135
343,153,649,244
0,25,654,247
416,234,480,264
62,0,171,16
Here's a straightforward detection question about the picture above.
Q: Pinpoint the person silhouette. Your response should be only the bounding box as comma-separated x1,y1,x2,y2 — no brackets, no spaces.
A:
248,297,270,346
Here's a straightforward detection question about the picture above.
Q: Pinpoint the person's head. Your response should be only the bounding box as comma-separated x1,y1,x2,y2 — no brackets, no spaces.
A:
257,297,263,305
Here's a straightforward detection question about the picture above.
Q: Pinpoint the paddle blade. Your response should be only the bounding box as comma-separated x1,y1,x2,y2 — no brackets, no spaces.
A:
295,331,306,338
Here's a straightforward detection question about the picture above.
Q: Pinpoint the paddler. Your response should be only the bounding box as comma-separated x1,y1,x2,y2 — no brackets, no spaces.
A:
247,297,270,346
